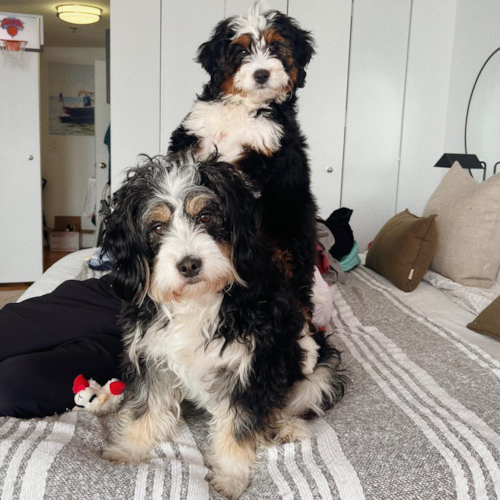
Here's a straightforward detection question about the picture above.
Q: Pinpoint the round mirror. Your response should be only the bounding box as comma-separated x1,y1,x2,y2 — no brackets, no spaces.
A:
465,47,500,179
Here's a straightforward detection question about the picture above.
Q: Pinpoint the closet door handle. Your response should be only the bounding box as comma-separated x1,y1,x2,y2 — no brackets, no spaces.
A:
99,162,107,169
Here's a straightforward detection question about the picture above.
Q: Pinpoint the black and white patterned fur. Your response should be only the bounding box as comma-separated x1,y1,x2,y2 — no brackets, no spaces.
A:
169,2,318,328
101,154,347,499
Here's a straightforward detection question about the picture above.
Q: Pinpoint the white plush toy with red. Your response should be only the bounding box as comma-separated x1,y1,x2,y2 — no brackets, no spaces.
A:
72,374,126,416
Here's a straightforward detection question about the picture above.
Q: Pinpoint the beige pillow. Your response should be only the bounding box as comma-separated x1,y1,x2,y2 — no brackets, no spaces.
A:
423,162,500,288
366,210,438,292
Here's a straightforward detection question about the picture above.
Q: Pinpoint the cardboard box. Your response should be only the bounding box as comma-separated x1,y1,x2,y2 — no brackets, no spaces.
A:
48,216,81,252
54,216,81,233
49,231,80,252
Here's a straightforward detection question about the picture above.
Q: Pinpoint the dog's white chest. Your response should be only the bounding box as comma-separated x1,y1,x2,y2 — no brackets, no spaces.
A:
143,296,251,408
182,100,283,163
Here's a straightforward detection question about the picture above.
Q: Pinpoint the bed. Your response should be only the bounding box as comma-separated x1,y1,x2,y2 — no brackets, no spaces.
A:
1,249,499,499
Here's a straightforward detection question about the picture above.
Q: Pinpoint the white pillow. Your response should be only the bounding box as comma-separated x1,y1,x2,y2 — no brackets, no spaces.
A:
423,162,500,288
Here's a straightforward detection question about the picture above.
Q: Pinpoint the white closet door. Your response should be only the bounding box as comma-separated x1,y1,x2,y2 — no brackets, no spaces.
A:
397,0,457,215
341,0,411,251
225,0,288,17
0,53,43,283
160,0,225,151
288,0,352,218
110,0,161,193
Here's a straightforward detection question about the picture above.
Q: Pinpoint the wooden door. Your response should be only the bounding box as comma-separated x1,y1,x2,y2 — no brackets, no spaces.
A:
0,53,43,283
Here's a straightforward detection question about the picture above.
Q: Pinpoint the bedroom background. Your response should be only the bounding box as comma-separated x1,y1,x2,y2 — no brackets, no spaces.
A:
0,2,500,497
0,0,499,284
110,0,500,253
0,1,109,287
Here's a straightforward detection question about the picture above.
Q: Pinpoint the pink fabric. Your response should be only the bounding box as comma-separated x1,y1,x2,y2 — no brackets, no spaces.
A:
311,267,334,329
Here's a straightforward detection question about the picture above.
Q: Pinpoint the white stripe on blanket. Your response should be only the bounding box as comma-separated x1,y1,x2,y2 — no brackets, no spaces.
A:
301,438,333,500
19,411,77,500
353,271,500,448
1,421,47,500
267,446,294,499
356,268,500,375
332,284,498,499
311,419,365,500
133,463,149,500
173,418,209,500
283,442,314,500
0,422,32,472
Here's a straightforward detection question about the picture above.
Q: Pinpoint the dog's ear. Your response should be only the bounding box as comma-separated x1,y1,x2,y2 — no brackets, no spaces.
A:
273,13,315,88
196,18,232,75
200,163,266,282
101,173,151,304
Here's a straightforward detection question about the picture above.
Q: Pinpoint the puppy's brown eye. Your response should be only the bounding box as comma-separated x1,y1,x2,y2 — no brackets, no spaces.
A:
153,225,164,235
234,46,247,57
199,212,212,224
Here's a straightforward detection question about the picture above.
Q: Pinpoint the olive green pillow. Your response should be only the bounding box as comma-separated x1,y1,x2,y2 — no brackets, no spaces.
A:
366,210,438,292
467,296,500,342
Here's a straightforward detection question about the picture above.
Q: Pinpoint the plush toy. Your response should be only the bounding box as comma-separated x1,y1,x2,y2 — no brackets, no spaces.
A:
72,374,126,416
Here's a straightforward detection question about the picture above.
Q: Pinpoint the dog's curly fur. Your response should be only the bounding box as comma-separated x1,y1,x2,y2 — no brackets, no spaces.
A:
169,3,318,325
101,154,347,499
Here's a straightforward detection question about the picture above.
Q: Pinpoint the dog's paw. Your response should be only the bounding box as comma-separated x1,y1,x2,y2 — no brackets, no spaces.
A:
275,417,312,444
298,335,319,375
211,472,249,500
102,445,147,464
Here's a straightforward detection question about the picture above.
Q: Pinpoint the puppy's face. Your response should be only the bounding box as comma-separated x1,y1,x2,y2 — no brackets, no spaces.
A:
197,5,315,103
103,157,247,305
145,168,241,304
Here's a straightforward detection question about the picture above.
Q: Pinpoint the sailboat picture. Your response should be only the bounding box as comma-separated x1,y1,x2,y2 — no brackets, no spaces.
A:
59,91,95,124
49,63,95,136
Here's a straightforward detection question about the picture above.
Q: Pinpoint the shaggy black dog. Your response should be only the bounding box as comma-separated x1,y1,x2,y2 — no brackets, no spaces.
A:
168,4,317,326
101,154,346,499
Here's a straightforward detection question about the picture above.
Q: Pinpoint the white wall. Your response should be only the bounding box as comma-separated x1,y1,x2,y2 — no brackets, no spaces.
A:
343,0,459,249
396,0,457,217
445,0,500,156
110,0,161,193
40,47,105,246
341,0,411,251
160,0,225,150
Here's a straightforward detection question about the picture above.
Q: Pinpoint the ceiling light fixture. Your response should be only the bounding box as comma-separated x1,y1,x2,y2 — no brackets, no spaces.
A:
56,5,102,25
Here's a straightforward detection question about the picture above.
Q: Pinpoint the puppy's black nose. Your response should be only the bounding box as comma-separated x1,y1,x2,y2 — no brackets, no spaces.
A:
254,69,270,84
177,256,202,278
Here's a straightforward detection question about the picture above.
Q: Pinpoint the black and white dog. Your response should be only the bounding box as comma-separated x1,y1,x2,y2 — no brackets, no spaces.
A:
101,154,346,499
169,3,317,325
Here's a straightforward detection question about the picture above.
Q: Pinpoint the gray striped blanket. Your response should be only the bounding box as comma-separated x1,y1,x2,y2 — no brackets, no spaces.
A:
1,266,499,499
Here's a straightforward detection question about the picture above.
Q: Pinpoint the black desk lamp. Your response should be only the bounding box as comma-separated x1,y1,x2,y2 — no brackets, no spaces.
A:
434,153,486,181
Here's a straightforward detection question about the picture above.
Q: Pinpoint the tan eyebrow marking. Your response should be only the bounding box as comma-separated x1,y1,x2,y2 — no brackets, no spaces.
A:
263,28,286,45
185,193,217,217
230,34,252,49
147,205,172,224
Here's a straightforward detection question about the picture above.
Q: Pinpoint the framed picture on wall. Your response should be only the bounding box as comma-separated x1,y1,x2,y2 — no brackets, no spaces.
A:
49,63,95,136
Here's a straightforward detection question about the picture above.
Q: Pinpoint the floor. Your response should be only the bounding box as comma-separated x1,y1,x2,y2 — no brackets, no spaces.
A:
0,248,70,309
